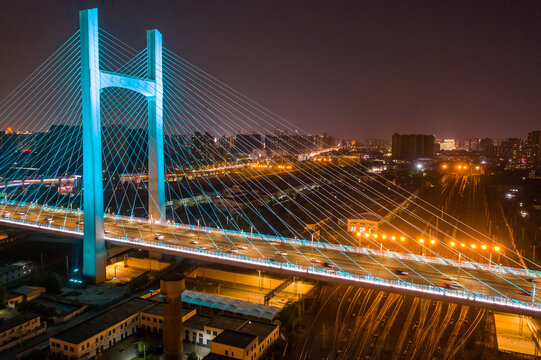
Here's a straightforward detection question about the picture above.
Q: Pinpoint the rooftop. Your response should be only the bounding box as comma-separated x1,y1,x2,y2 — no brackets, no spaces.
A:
12,285,46,296
212,329,256,349
206,315,247,331
182,290,279,320
349,212,381,222
52,298,155,344
238,321,277,342
183,314,213,331
0,312,39,333
141,301,193,318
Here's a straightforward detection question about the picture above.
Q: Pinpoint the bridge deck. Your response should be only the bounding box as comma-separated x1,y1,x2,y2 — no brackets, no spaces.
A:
1,202,540,315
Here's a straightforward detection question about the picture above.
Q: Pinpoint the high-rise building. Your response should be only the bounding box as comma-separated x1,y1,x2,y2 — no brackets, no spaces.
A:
233,133,263,156
391,133,435,161
525,130,541,170
439,139,455,151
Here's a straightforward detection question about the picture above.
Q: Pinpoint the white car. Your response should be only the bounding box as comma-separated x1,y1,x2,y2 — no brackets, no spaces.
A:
154,234,164,240
190,241,199,245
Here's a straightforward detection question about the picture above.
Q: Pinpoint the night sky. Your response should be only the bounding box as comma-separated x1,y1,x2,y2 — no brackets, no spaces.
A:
0,1,539,139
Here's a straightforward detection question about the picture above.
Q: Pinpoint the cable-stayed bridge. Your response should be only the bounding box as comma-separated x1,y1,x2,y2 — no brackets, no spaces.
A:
1,8,540,315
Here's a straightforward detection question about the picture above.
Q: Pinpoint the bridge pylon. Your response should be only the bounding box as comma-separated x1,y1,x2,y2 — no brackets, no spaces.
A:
80,8,165,283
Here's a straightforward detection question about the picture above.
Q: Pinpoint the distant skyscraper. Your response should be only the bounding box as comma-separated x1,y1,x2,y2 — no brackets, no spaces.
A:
391,133,435,161
526,130,541,170
439,139,455,151
234,133,263,156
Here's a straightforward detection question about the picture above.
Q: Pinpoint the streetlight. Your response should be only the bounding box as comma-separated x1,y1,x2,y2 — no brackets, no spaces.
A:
495,246,501,263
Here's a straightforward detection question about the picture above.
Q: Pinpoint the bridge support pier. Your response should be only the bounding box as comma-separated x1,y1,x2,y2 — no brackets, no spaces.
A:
80,8,106,284
80,8,165,283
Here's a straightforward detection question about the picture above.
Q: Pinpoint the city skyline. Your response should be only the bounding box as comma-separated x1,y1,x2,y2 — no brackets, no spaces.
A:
1,1,539,139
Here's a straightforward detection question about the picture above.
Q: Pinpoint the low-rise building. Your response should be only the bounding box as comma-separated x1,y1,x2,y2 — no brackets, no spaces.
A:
0,261,35,284
5,284,45,309
0,313,43,353
237,321,279,359
346,212,380,234
190,315,280,360
209,330,258,360
49,298,195,359
183,314,213,345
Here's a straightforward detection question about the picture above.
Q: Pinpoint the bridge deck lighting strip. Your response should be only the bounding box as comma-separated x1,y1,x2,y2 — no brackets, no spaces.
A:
0,215,538,314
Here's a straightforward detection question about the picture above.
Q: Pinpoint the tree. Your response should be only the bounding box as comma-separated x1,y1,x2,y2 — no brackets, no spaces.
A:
0,284,7,306
137,336,152,356
28,272,62,294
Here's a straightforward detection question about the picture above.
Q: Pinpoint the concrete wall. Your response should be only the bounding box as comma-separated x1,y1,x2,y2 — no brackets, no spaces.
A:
190,267,313,295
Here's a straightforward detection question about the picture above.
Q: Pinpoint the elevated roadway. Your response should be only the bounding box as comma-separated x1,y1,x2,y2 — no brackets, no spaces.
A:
1,201,541,316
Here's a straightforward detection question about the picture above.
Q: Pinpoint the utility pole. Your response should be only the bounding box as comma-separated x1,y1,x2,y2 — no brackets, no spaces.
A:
322,323,326,350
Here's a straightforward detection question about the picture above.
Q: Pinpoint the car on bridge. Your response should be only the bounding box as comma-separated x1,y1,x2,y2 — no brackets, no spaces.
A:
439,283,459,290
391,269,408,276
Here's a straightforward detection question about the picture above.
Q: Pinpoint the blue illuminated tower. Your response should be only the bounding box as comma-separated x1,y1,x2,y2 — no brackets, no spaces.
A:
80,8,165,283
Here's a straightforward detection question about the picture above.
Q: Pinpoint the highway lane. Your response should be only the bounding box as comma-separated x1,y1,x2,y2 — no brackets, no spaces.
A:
0,202,539,305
